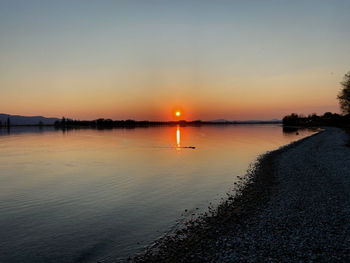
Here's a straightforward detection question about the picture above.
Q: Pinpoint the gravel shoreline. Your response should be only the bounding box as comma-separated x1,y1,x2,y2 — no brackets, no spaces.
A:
132,128,350,262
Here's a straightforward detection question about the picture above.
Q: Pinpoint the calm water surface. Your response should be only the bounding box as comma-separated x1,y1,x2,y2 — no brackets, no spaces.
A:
0,125,315,262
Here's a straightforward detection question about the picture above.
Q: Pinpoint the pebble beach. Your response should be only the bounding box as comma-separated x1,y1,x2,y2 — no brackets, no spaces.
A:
133,128,350,262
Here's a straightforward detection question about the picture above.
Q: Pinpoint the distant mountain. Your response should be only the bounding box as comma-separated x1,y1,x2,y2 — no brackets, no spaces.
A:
239,119,282,123
209,119,281,123
0,114,59,125
209,119,230,123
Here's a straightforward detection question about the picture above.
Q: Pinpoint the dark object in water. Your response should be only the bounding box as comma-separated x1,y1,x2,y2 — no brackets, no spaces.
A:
296,132,299,135
183,146,196,149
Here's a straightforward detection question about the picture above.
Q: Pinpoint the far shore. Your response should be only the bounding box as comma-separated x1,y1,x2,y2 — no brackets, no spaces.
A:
0,120,282,129
133,127,350,262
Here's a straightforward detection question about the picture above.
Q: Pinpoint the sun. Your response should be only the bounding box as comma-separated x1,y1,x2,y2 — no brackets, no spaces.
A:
175,111,181,117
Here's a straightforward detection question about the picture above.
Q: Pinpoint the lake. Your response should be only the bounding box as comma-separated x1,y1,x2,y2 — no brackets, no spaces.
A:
0,125,316,262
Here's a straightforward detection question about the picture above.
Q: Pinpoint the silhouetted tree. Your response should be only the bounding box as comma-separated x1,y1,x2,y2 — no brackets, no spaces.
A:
282,112,345,126
338,71,350,114
282,113,300,126
323,112,334,118
7,117,10,127
61,117,66,127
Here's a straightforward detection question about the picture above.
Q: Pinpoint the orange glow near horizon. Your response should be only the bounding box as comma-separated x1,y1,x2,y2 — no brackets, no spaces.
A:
1,72,341,121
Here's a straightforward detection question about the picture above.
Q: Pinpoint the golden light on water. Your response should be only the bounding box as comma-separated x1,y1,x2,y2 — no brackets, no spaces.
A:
176,125,181,149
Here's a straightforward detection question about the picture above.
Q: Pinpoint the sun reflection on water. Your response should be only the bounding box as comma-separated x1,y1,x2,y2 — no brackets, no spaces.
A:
176,125,181,150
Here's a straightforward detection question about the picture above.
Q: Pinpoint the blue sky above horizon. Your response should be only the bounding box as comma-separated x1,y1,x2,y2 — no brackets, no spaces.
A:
1,0,350,120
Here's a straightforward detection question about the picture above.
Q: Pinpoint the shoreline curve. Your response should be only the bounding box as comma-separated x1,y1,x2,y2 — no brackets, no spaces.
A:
133,128,350,262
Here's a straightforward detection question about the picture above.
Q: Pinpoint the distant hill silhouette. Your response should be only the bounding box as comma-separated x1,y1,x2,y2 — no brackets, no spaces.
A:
0,114,59,125
209,119,281,124
210,119,230,123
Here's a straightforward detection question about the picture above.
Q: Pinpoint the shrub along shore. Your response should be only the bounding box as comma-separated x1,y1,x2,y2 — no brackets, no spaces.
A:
132,128,350,262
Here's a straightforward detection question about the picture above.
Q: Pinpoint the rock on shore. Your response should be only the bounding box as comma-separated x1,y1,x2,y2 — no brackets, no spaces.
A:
133,128,350,262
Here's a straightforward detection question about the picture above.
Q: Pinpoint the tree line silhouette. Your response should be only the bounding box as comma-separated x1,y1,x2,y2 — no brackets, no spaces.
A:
283,71,350,127
54,118,204,128
0,118,11,128
54,118,281,128
282,112,350,127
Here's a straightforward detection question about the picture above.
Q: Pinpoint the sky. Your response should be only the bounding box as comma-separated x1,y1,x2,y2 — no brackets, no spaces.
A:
1,0,350,121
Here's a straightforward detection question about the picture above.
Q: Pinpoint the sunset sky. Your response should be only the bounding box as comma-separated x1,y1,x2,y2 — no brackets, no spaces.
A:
1,0,350,121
